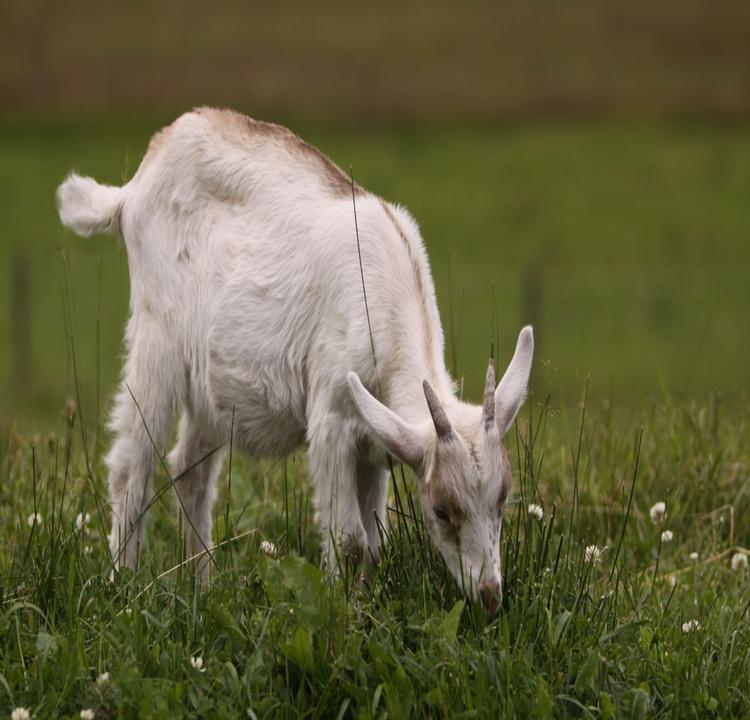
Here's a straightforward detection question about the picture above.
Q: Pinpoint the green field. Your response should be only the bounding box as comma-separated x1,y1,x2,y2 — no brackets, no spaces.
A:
2,391,749,718
2,121,749,427
1,120,749,718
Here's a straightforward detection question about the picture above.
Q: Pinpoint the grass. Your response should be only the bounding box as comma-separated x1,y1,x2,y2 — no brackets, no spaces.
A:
2,120,750,427
1,389,749,718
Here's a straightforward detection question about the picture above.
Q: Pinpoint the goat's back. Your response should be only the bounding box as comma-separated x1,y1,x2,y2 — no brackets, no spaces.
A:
57,108,444,449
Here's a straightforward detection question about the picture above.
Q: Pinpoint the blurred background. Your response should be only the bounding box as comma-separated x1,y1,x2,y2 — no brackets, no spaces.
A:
1,0,749,430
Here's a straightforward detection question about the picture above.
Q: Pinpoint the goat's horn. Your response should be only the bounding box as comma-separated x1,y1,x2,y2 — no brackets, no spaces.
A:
482,358,495,428
423,380,453,440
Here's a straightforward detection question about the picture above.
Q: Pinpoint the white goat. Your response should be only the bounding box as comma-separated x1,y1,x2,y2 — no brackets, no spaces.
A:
56,107,533,612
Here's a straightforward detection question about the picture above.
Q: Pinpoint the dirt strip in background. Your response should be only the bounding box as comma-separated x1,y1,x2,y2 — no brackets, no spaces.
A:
1,0,749,122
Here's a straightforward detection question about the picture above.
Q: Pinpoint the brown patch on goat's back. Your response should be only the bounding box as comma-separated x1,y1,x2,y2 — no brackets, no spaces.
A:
193,106,362,198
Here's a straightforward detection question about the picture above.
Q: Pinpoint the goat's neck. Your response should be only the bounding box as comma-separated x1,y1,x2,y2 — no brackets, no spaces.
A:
384,352,456,427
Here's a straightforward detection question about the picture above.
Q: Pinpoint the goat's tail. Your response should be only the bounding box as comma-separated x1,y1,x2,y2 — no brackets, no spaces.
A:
56,173,125,237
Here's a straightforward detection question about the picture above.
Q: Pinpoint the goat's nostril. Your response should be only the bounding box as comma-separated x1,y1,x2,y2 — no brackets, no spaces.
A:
479,579,502,614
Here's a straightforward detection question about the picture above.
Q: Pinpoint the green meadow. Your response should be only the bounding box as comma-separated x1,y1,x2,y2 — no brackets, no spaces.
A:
2,121,749,426
1,119,749,718
2,388,749,718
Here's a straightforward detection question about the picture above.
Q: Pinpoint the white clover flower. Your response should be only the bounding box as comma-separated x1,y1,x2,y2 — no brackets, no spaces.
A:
731,552,748,572
260,540,277,557
689,552,699,562
124,608,133,617
649,502,666,525
27,512,42,528
96,671,110,688
190,655,205,672
682,619,700,633
12,708,30,720
661,530,673,544
584,545,605,564
527,504,544,521
80,710,95,720
75,512,90,531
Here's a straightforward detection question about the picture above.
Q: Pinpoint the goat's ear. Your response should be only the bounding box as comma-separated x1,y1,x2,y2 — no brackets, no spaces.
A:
347,372,425,468
494,326,534,436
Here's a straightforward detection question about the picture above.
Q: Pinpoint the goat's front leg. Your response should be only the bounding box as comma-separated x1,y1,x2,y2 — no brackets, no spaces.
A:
307,417,367,573
357,457,389,564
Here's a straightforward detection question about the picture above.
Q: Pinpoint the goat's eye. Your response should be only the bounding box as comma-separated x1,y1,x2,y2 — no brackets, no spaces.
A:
434,507,450,522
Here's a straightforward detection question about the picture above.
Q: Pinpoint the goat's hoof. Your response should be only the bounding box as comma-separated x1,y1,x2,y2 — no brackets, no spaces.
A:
342,538,364,568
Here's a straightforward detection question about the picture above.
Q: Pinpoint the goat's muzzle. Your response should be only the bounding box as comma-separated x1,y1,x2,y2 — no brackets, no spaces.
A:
479,577,502,614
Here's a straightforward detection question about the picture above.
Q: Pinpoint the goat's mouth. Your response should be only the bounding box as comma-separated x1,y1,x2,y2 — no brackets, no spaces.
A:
442,562,503,614
478,577,503,614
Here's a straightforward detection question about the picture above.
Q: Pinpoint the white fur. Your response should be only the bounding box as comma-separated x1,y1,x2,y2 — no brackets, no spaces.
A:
56,174,123,237
56,108,533,606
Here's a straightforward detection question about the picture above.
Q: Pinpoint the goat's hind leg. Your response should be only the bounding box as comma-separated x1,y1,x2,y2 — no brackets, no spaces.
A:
167,411,227,583
106,318,180,572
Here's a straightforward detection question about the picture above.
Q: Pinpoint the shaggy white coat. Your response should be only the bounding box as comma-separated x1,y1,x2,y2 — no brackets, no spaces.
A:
57,108,533,608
